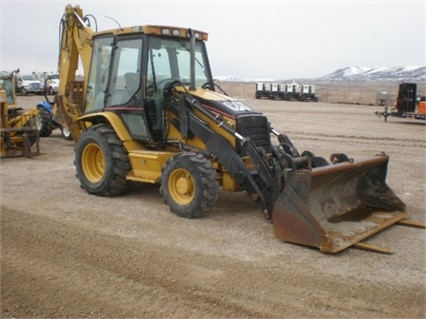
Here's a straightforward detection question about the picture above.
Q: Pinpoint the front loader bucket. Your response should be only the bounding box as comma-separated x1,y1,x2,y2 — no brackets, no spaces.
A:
272,154,406,253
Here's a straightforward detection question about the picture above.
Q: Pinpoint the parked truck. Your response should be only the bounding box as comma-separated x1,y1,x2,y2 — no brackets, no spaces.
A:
15,73,43,96
300,84,318,102
255,82,272,99
256,82,318,102
284,82,301,101
269,83,286,100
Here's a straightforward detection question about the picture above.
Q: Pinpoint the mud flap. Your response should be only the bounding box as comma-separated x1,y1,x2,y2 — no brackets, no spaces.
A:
272,154,407,253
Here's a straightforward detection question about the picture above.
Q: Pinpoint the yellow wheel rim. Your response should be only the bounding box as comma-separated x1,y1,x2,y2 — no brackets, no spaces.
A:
168,168,195,205
82,142,105,183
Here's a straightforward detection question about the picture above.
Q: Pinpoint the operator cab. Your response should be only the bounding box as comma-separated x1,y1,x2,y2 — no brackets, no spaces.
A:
84,26,212,144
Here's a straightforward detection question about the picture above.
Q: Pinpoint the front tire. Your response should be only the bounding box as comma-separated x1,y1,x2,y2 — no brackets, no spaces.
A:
75,124,130,196
160,152,219,218
61,126,73,140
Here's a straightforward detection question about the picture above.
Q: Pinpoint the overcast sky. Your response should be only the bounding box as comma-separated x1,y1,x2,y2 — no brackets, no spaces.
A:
1,0,425,79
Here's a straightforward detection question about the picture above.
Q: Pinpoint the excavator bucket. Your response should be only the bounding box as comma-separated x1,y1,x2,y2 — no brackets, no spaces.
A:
272,154,406,253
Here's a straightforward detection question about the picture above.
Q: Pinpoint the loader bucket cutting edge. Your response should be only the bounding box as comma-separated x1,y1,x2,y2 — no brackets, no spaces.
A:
272,155,407,253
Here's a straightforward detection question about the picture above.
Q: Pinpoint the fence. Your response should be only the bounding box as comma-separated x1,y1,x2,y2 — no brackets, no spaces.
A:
219,81,425,106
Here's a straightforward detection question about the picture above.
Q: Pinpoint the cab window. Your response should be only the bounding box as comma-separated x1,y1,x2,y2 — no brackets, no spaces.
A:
84,36,113,113
107,38,143,107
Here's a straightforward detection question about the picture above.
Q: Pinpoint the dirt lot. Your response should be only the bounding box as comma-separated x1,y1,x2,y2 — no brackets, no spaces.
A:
1,95,425,318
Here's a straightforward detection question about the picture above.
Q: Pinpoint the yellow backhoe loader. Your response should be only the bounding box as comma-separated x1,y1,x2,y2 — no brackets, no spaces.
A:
1,69,40,158
54,5,421,253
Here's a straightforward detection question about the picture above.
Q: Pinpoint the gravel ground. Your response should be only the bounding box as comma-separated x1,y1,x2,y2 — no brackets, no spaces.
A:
1,96,425,318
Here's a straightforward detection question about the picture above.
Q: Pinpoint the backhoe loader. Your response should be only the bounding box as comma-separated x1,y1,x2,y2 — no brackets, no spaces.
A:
1,69,40,158
54,5,418,253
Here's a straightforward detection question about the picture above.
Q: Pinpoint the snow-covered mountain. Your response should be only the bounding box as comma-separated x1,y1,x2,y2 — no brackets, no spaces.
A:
319,65,425,81
216,65,425,82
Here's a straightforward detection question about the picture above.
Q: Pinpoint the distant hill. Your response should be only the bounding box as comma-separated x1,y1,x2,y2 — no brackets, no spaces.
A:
217,65,425,82
318,65,426,82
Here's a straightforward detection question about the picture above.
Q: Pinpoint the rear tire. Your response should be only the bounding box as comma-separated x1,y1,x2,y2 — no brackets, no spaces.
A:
160,152,219,218
37,107,53,137
75,124,130,196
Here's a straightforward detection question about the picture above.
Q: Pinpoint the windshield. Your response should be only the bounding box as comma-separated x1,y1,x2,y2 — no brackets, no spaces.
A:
0,78,15,105
147,37,210,89
22,75,38,81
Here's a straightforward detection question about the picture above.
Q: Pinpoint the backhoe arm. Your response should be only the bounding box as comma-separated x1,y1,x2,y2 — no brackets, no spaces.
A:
55,5,94,142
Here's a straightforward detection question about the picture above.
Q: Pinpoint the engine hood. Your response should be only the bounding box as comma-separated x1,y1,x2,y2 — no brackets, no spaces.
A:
22,80,41,84
188,88,261,118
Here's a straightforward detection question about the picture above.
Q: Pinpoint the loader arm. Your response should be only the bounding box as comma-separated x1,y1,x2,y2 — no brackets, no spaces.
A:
169,92,280,215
